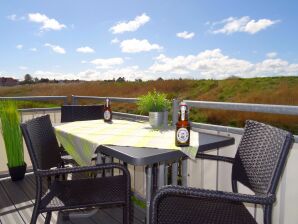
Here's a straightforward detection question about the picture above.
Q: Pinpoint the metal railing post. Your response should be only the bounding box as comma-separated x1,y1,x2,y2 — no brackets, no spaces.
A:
172,99,179,127
72,95,77,105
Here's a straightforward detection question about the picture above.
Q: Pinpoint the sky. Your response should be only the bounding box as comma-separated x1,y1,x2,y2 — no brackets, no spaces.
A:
1,0,298,81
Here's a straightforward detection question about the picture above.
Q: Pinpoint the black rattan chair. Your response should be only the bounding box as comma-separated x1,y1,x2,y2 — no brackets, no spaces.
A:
60,105,104,161
150,120,293,224
21,115,131,224
61,105,104,123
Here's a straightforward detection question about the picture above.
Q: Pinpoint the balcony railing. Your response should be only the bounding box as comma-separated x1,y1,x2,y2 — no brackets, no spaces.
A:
0,95,297,224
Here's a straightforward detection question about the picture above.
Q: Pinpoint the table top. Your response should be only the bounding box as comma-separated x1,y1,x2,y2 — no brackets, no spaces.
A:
98,132,235,165
55,119,235,166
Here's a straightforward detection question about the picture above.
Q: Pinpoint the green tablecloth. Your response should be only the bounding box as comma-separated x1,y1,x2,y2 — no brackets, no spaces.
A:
54,119,198,166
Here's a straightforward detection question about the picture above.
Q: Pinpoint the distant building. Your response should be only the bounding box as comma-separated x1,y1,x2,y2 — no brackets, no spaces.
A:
0,77,19,86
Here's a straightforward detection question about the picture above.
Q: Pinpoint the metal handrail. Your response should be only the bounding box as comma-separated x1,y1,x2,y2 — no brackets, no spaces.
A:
0,96,68,104
71,95,138,104
173,99,298,143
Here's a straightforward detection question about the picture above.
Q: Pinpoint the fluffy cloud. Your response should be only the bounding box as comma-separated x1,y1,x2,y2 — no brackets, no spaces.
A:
76,46,95,53
111,38,120,44
77,66,154,81
211,16,279,34
110,13,150,34
266,52,277,58
149,49,298,79
29,48,37,52
44,43,66,54
176,31,195,39
28,13,66,31
120,39,162,53
90,57,124,69
33,66,154,81
16,44,23,49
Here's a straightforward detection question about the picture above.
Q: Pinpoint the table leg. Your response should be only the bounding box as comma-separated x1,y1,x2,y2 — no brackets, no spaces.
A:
158,162,165,189
146,165,153,224
171,161,178,185
96,153,104,177
105,156,112,177
182,158,188,186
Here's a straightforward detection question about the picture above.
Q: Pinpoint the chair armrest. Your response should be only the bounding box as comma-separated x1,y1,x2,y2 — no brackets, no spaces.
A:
153,185,275,206
196,153,234,163
36,163,129,177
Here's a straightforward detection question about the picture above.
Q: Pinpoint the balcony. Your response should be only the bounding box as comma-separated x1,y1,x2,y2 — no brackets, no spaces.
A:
0,96,297,224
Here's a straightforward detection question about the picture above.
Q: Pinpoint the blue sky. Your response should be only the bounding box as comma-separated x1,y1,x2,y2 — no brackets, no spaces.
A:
1,0,298,80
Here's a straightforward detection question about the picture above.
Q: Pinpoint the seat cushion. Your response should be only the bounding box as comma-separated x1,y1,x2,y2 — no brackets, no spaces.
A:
40,175,127,211
156,196,257,224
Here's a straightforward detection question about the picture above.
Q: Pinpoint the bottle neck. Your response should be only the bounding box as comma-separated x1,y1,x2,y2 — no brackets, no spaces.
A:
106,99,109,107
180,106,187,121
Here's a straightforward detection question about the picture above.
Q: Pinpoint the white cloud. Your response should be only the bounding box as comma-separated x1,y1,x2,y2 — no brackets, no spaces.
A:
76,46,95,53
44,43,66,54
149,49,298,79
176,31,195,39
7,14,25,21
81,60,87,64
28,13,66,31
266,52,277,58
19,66,28,70
111,38,120,44
110,13,150,34
7,14,17,21
77,66,154,81
90,57,124,69
120,39,162,53
33,66,154,81
211,16,279,34
29,48,37,52
16,44,23,49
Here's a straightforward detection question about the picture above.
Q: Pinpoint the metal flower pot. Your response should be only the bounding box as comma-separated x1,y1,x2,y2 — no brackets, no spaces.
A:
149,111,168,129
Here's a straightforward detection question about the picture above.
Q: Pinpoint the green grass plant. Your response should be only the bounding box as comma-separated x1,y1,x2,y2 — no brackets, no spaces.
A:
0,101,24,168
137,89,171,114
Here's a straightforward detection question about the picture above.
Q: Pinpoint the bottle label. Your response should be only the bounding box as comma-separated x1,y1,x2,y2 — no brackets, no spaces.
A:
104,110,111,120
176,128,189,143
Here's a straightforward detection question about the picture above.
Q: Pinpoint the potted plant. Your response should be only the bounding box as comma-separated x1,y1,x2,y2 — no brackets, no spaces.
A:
137,90,171,128
0,101,26,181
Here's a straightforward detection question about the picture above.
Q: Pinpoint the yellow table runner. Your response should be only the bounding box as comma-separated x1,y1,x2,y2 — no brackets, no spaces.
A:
54,119,198,166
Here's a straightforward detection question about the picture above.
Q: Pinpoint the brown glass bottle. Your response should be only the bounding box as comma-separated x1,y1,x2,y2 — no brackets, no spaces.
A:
103,98,112,122
175,103,190,147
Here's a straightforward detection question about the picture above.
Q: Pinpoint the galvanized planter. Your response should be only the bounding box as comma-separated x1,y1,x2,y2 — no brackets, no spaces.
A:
149,111,168,129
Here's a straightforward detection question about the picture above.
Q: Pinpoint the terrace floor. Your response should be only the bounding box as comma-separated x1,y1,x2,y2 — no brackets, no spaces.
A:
0,173,145,224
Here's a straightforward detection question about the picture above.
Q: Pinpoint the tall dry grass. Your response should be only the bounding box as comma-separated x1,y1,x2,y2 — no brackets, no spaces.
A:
0,77,297,133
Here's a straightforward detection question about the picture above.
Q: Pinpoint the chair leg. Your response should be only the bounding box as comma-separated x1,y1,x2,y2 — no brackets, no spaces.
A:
45,212,52,224
30,204,39,224
264,205,272,224
123,205,132,224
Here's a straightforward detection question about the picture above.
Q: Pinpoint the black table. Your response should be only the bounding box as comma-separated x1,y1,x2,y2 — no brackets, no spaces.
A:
97,131,235,223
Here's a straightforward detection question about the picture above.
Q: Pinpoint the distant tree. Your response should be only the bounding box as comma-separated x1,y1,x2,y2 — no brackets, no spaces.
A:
135,78,142,82
40,78,49,83
24,74,33,84
116,77,125,82
34,77,39,83
157,77,164,81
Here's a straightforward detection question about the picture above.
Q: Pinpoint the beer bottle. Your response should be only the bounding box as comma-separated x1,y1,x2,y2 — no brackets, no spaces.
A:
103,98,112,122
175,102,190,147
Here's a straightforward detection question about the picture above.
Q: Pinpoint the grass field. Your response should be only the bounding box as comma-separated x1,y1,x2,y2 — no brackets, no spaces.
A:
0,76,298,133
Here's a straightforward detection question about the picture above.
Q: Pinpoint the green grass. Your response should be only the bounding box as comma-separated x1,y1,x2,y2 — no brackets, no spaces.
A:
131,195,146,209
0,101,24,168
